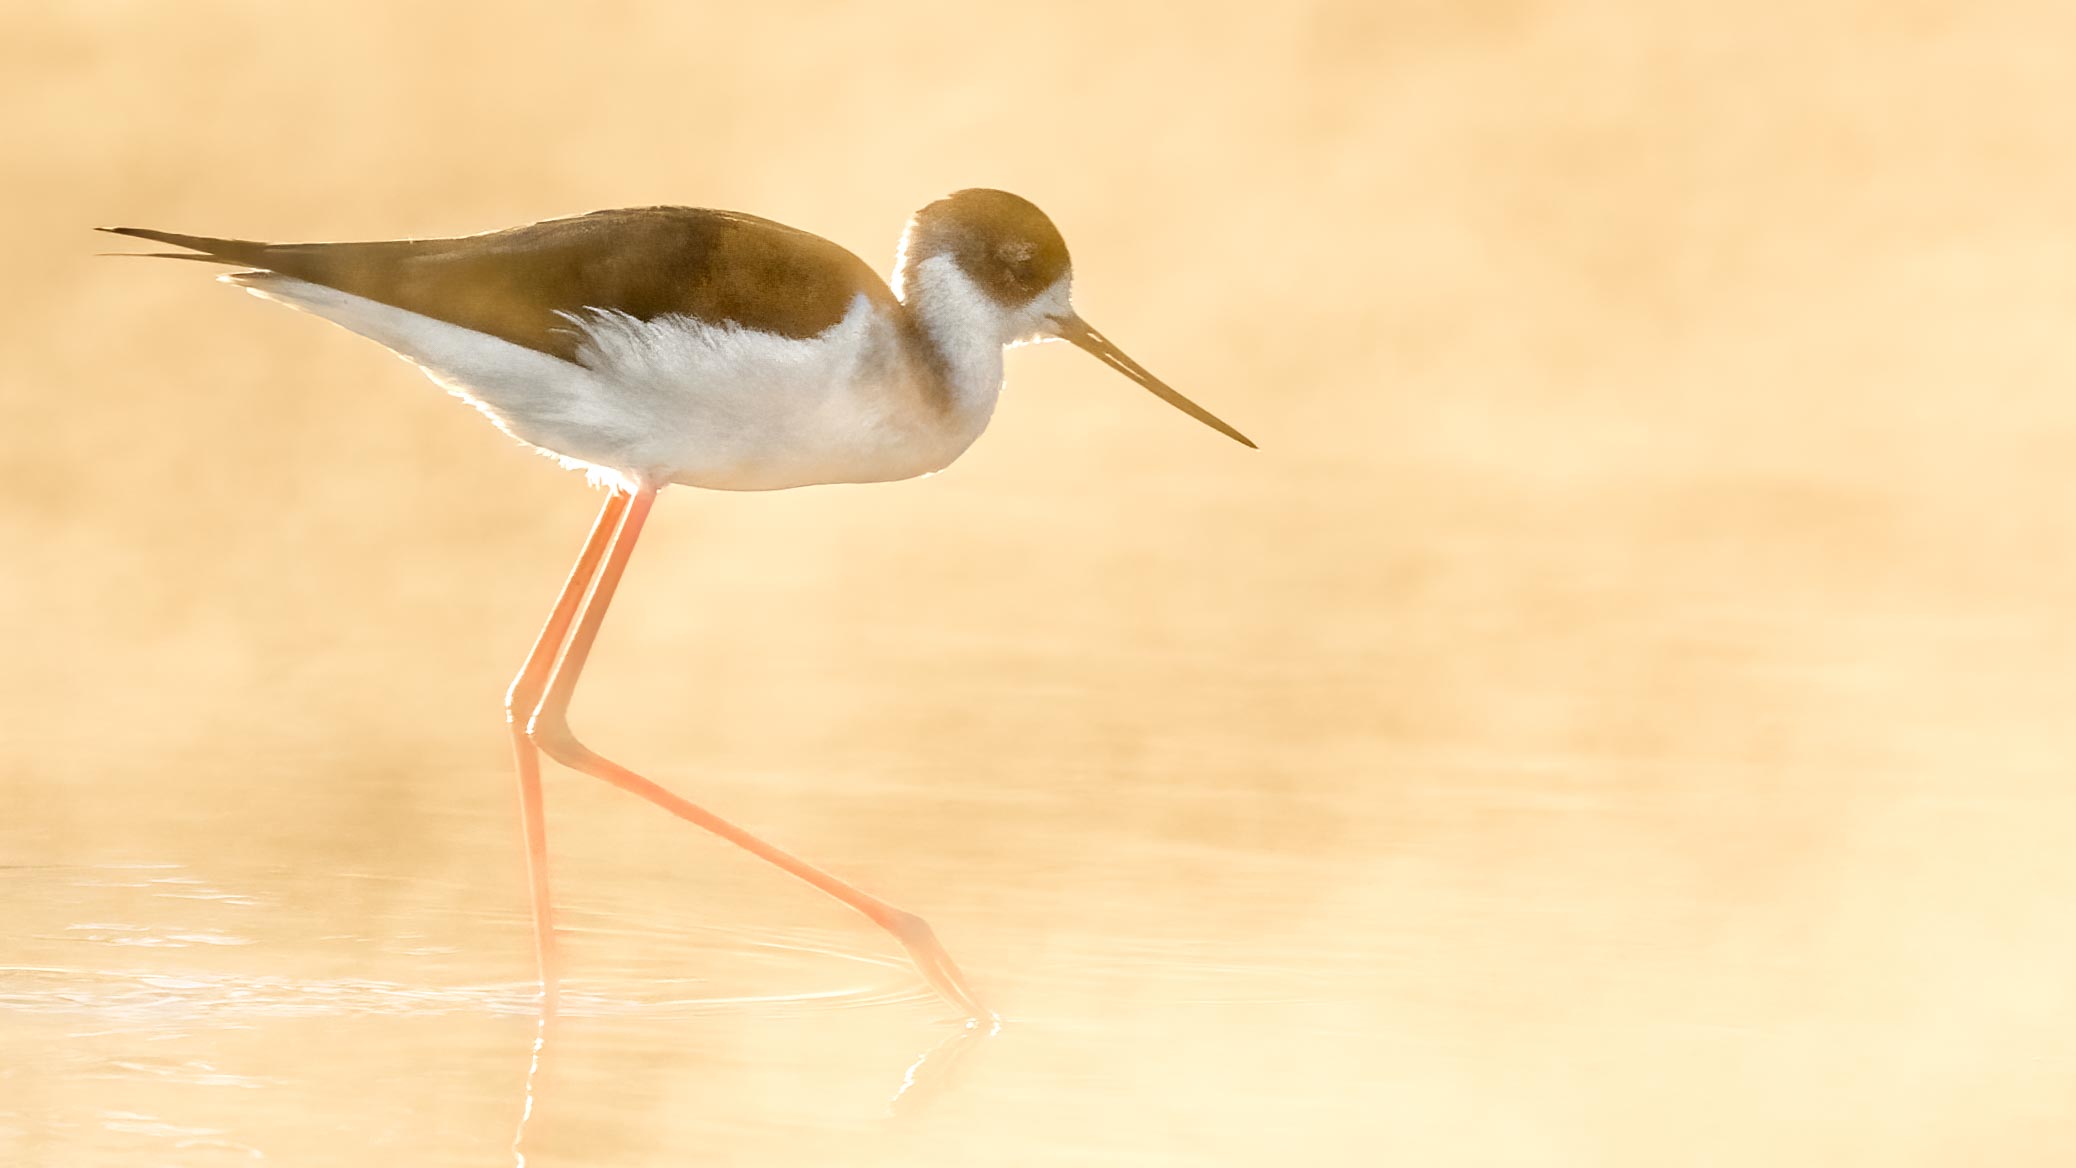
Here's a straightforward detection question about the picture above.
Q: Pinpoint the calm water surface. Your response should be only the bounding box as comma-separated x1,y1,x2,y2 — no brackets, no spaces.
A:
8,461,2076,1164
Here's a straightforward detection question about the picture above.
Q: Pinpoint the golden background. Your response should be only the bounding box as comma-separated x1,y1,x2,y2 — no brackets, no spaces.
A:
5,1,2076,1164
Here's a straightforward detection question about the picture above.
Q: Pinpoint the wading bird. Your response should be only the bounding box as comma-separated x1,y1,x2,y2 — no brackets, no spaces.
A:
102,189,1253,1019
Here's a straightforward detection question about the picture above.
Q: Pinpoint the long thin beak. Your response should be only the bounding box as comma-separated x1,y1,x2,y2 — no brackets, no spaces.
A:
1053,314,1256,449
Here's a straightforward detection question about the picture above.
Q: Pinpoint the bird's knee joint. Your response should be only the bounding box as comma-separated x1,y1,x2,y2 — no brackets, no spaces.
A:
526,714,586,763
885,909,936,947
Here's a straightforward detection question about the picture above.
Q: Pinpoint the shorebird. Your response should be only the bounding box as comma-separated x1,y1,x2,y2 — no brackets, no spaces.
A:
101,189,1253,1019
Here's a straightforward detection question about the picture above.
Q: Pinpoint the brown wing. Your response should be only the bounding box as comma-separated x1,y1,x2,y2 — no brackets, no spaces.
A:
100,207,894,362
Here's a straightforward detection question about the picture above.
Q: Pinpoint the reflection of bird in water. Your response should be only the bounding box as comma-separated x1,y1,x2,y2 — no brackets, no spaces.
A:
102,189,1253,1019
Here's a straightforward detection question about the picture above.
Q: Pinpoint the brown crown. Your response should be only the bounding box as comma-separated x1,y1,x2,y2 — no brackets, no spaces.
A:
900,189,1073,308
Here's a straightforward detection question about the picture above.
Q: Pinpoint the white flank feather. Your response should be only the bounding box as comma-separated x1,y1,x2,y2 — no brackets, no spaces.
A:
227,273,1002,491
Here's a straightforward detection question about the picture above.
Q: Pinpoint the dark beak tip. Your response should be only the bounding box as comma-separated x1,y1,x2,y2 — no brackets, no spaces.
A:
1062,317,1257,452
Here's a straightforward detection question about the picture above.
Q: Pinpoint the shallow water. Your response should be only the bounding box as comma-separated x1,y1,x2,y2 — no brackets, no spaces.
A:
10,1,2076,1164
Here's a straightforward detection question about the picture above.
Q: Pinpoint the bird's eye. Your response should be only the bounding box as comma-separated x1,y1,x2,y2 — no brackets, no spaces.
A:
992,240,1039,288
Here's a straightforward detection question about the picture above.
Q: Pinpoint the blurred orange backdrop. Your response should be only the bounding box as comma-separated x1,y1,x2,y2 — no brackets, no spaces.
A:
4,2,2076,1165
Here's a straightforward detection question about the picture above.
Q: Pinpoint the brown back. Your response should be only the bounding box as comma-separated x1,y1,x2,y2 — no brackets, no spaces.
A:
105,207,895,361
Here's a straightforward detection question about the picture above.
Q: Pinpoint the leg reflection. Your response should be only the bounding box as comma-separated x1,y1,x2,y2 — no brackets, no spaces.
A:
889,1013,1004,1117
511,989,560,1168
509,977,995,1153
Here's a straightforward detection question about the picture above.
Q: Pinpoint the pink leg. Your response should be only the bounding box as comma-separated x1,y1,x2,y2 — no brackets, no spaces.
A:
505,488,631,1000
527,482,992,1019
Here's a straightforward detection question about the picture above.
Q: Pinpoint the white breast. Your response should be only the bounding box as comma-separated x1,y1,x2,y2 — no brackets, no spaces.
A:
228,273,996,491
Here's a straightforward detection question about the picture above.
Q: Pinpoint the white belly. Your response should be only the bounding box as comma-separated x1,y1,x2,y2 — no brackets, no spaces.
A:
229,274,996,491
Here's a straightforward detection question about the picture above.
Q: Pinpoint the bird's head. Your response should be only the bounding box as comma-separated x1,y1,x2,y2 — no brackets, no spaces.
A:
895,189,1254,448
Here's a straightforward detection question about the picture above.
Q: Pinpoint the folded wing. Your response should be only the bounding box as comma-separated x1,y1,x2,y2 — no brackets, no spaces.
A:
100,207,893,363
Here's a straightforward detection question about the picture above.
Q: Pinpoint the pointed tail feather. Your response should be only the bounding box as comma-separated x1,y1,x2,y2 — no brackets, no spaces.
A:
96,226,274,267
96,250,250,263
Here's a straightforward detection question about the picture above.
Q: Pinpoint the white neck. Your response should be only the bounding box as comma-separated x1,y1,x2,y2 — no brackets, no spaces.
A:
897,254,1074,421
902,255,1007,417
